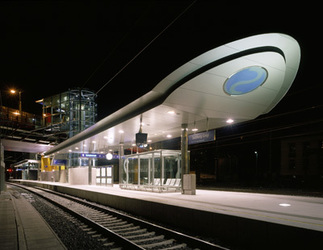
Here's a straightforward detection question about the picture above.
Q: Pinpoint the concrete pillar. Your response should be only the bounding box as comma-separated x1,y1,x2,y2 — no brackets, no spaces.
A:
119,143,124,185
88,158,91,185
88,158,93,185
181,124,196,195
181,123,189,175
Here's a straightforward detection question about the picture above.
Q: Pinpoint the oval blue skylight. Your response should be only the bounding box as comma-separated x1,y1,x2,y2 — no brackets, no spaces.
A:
223,66,268,95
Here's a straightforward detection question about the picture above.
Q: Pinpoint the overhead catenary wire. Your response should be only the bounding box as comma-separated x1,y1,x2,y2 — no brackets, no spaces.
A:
95,0,197,95
80,2,153,89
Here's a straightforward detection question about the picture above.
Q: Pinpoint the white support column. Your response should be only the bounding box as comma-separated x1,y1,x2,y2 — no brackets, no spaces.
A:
138,155,140,186
88,158,92,185
181,124,189,175
152,152,155,185
119,143,124,185
148,157,151,185
126,158,129,185
161,151,164,186
181,123,196,195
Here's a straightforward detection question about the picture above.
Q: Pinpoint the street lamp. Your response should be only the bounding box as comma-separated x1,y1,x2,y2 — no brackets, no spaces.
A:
10,89,22,120
255,151,258,182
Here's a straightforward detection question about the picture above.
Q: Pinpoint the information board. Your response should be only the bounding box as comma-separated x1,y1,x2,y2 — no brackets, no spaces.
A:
188,130,215,145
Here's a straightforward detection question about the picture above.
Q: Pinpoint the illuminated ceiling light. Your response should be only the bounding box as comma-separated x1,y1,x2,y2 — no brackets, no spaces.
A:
166,134,172,138
167,110,176,115
10,89,16,94
119,130,124,134
226,118,234,124
147,139,152,143
68,149,72,152
106,153,113,160
279,203,291,207
92,141,96,143
75,147,79,150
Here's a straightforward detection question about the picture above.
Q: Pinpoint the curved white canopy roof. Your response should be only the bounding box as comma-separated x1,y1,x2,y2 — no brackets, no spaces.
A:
44,33,300,156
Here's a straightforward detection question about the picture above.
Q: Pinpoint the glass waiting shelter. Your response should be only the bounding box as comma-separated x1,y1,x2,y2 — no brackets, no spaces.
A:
120,150,184,192
12,159,40,180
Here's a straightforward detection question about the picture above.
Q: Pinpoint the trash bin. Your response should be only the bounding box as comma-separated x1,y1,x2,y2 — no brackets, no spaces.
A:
182,174,196,195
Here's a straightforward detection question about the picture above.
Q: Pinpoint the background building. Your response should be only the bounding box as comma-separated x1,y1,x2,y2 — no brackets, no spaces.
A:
1,88,97,182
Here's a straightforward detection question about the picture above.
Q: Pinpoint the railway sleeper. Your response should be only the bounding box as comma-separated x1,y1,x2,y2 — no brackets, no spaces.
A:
132,235,165,244
100,218,123,224
87,230,97,235
91,216,114,222
160,243,187,249
97,238,108,242
112,225,140,233
73,209,90,214
141,239,175,249
92,215,115,220
89,214,109,219
101,222,125,228
120,228,148,236
81,227,93,232
101,220,127,227
89,211,107,216
103,242,117,247
125,231,156,240
107,223,134,230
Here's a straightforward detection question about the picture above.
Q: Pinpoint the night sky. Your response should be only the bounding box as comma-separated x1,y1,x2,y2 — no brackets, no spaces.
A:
0,1,320,121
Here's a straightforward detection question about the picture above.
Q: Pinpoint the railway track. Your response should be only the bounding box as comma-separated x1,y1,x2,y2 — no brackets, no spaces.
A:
9,183,229,250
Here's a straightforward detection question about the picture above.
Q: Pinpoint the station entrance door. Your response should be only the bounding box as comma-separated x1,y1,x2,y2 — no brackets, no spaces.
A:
96,165,113,186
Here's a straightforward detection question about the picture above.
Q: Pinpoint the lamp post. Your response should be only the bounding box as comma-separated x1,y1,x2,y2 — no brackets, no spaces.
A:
255,151,259,183
10,89,22,121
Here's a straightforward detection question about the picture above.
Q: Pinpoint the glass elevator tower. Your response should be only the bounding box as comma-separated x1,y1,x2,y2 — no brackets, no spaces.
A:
38,88,97,138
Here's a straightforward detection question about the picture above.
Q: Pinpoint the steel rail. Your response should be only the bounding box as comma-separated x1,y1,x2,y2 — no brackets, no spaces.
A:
9,183,144,249
10,183,229,250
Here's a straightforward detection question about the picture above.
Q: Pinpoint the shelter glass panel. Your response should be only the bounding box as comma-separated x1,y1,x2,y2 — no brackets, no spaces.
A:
121,150,183,192
127,157,138,185
140,157,150,185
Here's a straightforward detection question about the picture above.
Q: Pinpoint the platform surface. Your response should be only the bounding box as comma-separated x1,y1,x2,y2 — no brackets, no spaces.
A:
12,180,323,233
0,186,66,250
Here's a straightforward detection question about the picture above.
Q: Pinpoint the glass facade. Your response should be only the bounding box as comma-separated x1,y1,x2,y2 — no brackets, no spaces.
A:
40,88,97,138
